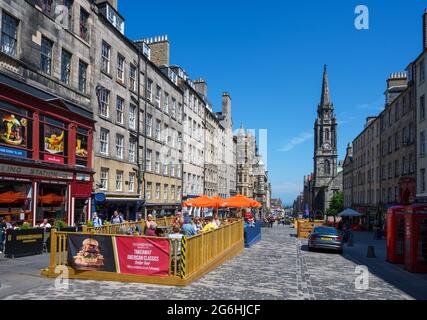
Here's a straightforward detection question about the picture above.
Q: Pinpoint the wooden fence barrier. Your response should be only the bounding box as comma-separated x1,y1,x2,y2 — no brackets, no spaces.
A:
42,219,244,286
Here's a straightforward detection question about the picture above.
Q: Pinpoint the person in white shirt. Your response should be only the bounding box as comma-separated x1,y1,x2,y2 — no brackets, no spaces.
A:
213,213,221,228
39,219,52,229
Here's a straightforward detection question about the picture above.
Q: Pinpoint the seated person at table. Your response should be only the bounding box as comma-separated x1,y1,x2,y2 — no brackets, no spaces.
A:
168,226,183,254
173,212,184,228
202,216,218,233
181,216,197,237
145,222,157,237
213,214,221,228
194,216,203,233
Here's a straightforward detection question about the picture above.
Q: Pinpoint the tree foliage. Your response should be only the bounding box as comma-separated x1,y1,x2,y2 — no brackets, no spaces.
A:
326,192,344,217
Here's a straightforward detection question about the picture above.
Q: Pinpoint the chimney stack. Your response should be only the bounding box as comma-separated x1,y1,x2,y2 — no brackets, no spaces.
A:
424,9,427,50
194,79,208,97
143,35,170,66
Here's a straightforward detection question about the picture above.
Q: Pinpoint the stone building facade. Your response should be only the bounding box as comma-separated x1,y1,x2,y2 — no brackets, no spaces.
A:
136,38,184,217
379,74,416,214
91,0,142,220
350,116,381,228
416,10,427,202
0,0,96,226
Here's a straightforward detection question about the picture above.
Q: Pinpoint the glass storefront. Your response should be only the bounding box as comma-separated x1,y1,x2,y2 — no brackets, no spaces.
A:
36,183,67,224
74,198,87,226
0,182,32,222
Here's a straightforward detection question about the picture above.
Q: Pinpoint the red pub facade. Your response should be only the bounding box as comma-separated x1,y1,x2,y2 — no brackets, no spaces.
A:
0,74,94,227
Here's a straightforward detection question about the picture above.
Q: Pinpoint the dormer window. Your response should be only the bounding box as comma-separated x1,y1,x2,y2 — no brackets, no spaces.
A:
99,3,125,34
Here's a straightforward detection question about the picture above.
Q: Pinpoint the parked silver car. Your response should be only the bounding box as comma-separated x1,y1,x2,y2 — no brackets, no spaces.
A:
308,226,344,254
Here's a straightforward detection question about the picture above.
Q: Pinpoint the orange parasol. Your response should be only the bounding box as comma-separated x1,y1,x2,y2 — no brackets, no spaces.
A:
41,193,64,205
0,191,27,204
210,196,226,209
221,194,262,208
182,195,213,208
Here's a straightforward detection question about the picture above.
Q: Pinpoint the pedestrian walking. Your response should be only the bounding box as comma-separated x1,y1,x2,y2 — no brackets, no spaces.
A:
110,211,124,224
92,213,102,227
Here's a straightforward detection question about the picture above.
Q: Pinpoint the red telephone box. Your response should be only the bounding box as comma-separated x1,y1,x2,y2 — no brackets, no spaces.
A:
405,205,427,273
387,206,406,264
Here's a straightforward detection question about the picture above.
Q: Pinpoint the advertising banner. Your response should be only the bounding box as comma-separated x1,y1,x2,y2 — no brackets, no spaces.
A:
114,236,170,277
4,228,44,258
67,235,170,277
68,235,116,272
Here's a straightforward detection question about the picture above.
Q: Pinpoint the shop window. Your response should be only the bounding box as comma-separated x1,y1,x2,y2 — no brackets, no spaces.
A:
76,127,88,167
37,184,67,224
0,101,33,159
0,182,32,224
39,116,68,165
74,199,87,226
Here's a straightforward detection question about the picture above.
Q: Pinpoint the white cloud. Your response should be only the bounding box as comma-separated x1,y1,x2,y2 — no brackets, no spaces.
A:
279,132,313,152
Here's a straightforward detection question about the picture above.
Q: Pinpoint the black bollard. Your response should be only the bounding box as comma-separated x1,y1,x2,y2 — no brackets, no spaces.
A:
367,245,376,258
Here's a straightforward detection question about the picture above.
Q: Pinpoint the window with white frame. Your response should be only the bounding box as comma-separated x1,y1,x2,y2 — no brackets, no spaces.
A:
164,185,169,200
117,54,125,83
60,49,72,85
129,139,136,163
116,170,123,191
128,172,135,192
147,79,153,101
155,120,161,140
155,183,160,199
164,92,169,114
79,8,90,41
146,182,152,200
129,104,136,130
1,12,18,57
78,60,88,94
116,96,124,124
171,185,175,201
101,41,111,74
100,128,109,155
177,186,181,201
171,98,176,118
40,36,53,74
177,103,182,121
129,64,137,91
170,160,175,177
100,167,109,190
146,149,152,171
163,161,168,176
146,114,153,137
155,152,160,174
177,160,182,178
155,86,161,108
116,134,124,159
99,88,110,117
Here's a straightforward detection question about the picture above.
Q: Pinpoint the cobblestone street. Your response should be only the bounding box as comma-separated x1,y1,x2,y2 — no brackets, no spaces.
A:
0,226,416,300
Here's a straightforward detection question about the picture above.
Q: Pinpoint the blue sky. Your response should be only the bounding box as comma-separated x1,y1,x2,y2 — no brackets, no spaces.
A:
119,0,426,205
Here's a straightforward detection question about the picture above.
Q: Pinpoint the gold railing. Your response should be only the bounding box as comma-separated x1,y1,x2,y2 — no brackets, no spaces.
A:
185,219,244,278
43,219,244,286
83,217,175,235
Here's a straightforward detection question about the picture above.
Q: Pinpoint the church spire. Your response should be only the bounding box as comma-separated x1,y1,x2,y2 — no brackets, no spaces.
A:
320,64,331,107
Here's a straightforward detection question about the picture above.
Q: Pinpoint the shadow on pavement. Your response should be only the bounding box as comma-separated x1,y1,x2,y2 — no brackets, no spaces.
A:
342,240,427,300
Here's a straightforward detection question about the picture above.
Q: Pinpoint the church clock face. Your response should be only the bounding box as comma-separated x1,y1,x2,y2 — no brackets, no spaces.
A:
323,143,331,150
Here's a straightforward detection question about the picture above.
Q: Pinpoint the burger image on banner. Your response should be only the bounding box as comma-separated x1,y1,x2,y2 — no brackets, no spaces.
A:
68,235,116,272
73,238,105,270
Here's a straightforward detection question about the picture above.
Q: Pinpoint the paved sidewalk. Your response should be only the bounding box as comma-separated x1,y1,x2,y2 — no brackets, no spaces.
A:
0,226,412,300
342,231,427,300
